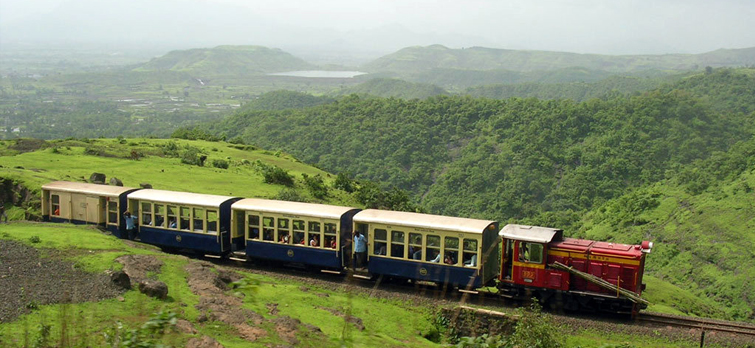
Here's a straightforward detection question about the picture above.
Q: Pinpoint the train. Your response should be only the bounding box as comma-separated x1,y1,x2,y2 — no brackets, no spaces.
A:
41,180,653,315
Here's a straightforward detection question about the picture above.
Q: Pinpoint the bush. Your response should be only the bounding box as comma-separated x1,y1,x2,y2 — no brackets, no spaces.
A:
260,164,294,187
302,174,328,199
333,172,355,193
212,159,229,169
180,146,206,166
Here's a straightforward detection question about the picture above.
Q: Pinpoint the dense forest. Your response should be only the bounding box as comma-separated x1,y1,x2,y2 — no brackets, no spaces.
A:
212,69,754,224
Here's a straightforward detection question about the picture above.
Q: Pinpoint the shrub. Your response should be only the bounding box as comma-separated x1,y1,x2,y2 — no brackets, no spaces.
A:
29,236,41,244
302,174,328,199
212,159,229,169
260,165,294,187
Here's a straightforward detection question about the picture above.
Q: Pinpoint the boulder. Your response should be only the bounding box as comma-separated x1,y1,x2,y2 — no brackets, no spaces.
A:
138,280,168,299
110,270,131,290
89,173,106,184
109,177,124,186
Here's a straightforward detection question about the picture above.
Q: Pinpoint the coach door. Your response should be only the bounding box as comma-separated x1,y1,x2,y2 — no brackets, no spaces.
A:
502,239,514,281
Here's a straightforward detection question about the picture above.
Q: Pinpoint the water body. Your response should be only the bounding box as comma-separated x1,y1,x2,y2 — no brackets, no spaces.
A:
268,70,367,78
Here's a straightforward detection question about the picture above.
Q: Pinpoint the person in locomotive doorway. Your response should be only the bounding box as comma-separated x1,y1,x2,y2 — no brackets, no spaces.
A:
353,230,367,270
0,200,8,223
124,211,138,240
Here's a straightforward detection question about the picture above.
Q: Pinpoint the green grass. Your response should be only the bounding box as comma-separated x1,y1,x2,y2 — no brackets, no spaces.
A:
0,137,356,205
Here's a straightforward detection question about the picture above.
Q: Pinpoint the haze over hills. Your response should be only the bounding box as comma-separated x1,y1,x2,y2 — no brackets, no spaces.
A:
133,45,315,75
363,45,755,74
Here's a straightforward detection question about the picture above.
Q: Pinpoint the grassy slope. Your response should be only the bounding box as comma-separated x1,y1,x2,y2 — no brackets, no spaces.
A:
0,223,439,347
0,138,355,205
579,175,755,321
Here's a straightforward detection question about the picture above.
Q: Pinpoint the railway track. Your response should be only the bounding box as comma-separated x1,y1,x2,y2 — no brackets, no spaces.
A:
637,312,755,337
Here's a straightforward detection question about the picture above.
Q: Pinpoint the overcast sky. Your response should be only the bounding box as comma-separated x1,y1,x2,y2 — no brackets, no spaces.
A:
1,0,753,62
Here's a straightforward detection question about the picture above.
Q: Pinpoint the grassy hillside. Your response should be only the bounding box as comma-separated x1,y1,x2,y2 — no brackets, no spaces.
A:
363,45,755,74
576,137,755,321
134,45,316,75
0,137,356,208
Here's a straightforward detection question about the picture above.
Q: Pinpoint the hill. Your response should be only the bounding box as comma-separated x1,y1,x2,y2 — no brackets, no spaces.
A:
133,45,316,75
208,68,755,321
334,78,449,99
363,45,755,74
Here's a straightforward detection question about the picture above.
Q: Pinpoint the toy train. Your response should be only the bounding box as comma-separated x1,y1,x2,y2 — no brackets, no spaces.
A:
41,181,653,314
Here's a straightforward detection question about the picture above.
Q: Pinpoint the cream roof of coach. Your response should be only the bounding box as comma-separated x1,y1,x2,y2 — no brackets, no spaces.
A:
353,209,496,234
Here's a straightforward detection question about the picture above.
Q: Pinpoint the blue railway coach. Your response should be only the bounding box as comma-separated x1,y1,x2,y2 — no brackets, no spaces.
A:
353,209,500,288
126,189,241,255
41,181,140,236
231,199,360,269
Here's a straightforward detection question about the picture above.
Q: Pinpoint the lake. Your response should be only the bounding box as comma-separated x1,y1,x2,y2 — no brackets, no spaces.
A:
268,70,367,78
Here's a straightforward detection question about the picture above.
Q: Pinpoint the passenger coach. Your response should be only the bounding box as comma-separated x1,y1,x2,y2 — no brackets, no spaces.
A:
231,199,360,269
353,209,500,288
127,189,241,255
41,181,140,236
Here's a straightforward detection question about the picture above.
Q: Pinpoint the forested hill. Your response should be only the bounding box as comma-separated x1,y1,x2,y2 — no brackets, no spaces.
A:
464,74,685,101
333,78,449,99
133,45,315,75
208,69,755,320
212,68,754,223
363,45,755,74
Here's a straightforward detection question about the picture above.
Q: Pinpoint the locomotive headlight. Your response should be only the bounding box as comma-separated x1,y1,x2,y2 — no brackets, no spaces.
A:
640,240,653,253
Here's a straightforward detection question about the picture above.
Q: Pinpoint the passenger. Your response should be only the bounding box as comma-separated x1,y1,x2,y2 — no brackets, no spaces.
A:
444,254,455,265
54,207,60,216
310,236,319,247
280,234,289,244
376,244,386,255
413,250,422,260
123,212,138,240
169,219,177,228
353,230,367,270
464,254,477,267
330,237,337,249
430,250,441,263
250,228,259,239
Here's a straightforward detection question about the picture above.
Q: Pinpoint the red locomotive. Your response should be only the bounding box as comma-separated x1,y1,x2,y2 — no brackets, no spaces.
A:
498,224,652,315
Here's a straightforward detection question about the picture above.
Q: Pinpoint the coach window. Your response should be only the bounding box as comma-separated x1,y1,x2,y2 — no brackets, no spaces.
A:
293,220,305,245
263,217,275,241
141,202,152,226
426,235,440,262
207,210,218,234
373,228,387,255
193,208,205,232
462,239,478,267
409,233,422,260
324,222,337,249
51,194,61,216
520,242,543,264
180,207,191,231
167,205,177,229
278,218,290,243
444,237,459,265
390,230,405,258
107,201,118,225
248,214,260,240
154,204,166,227
308,221,322,247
